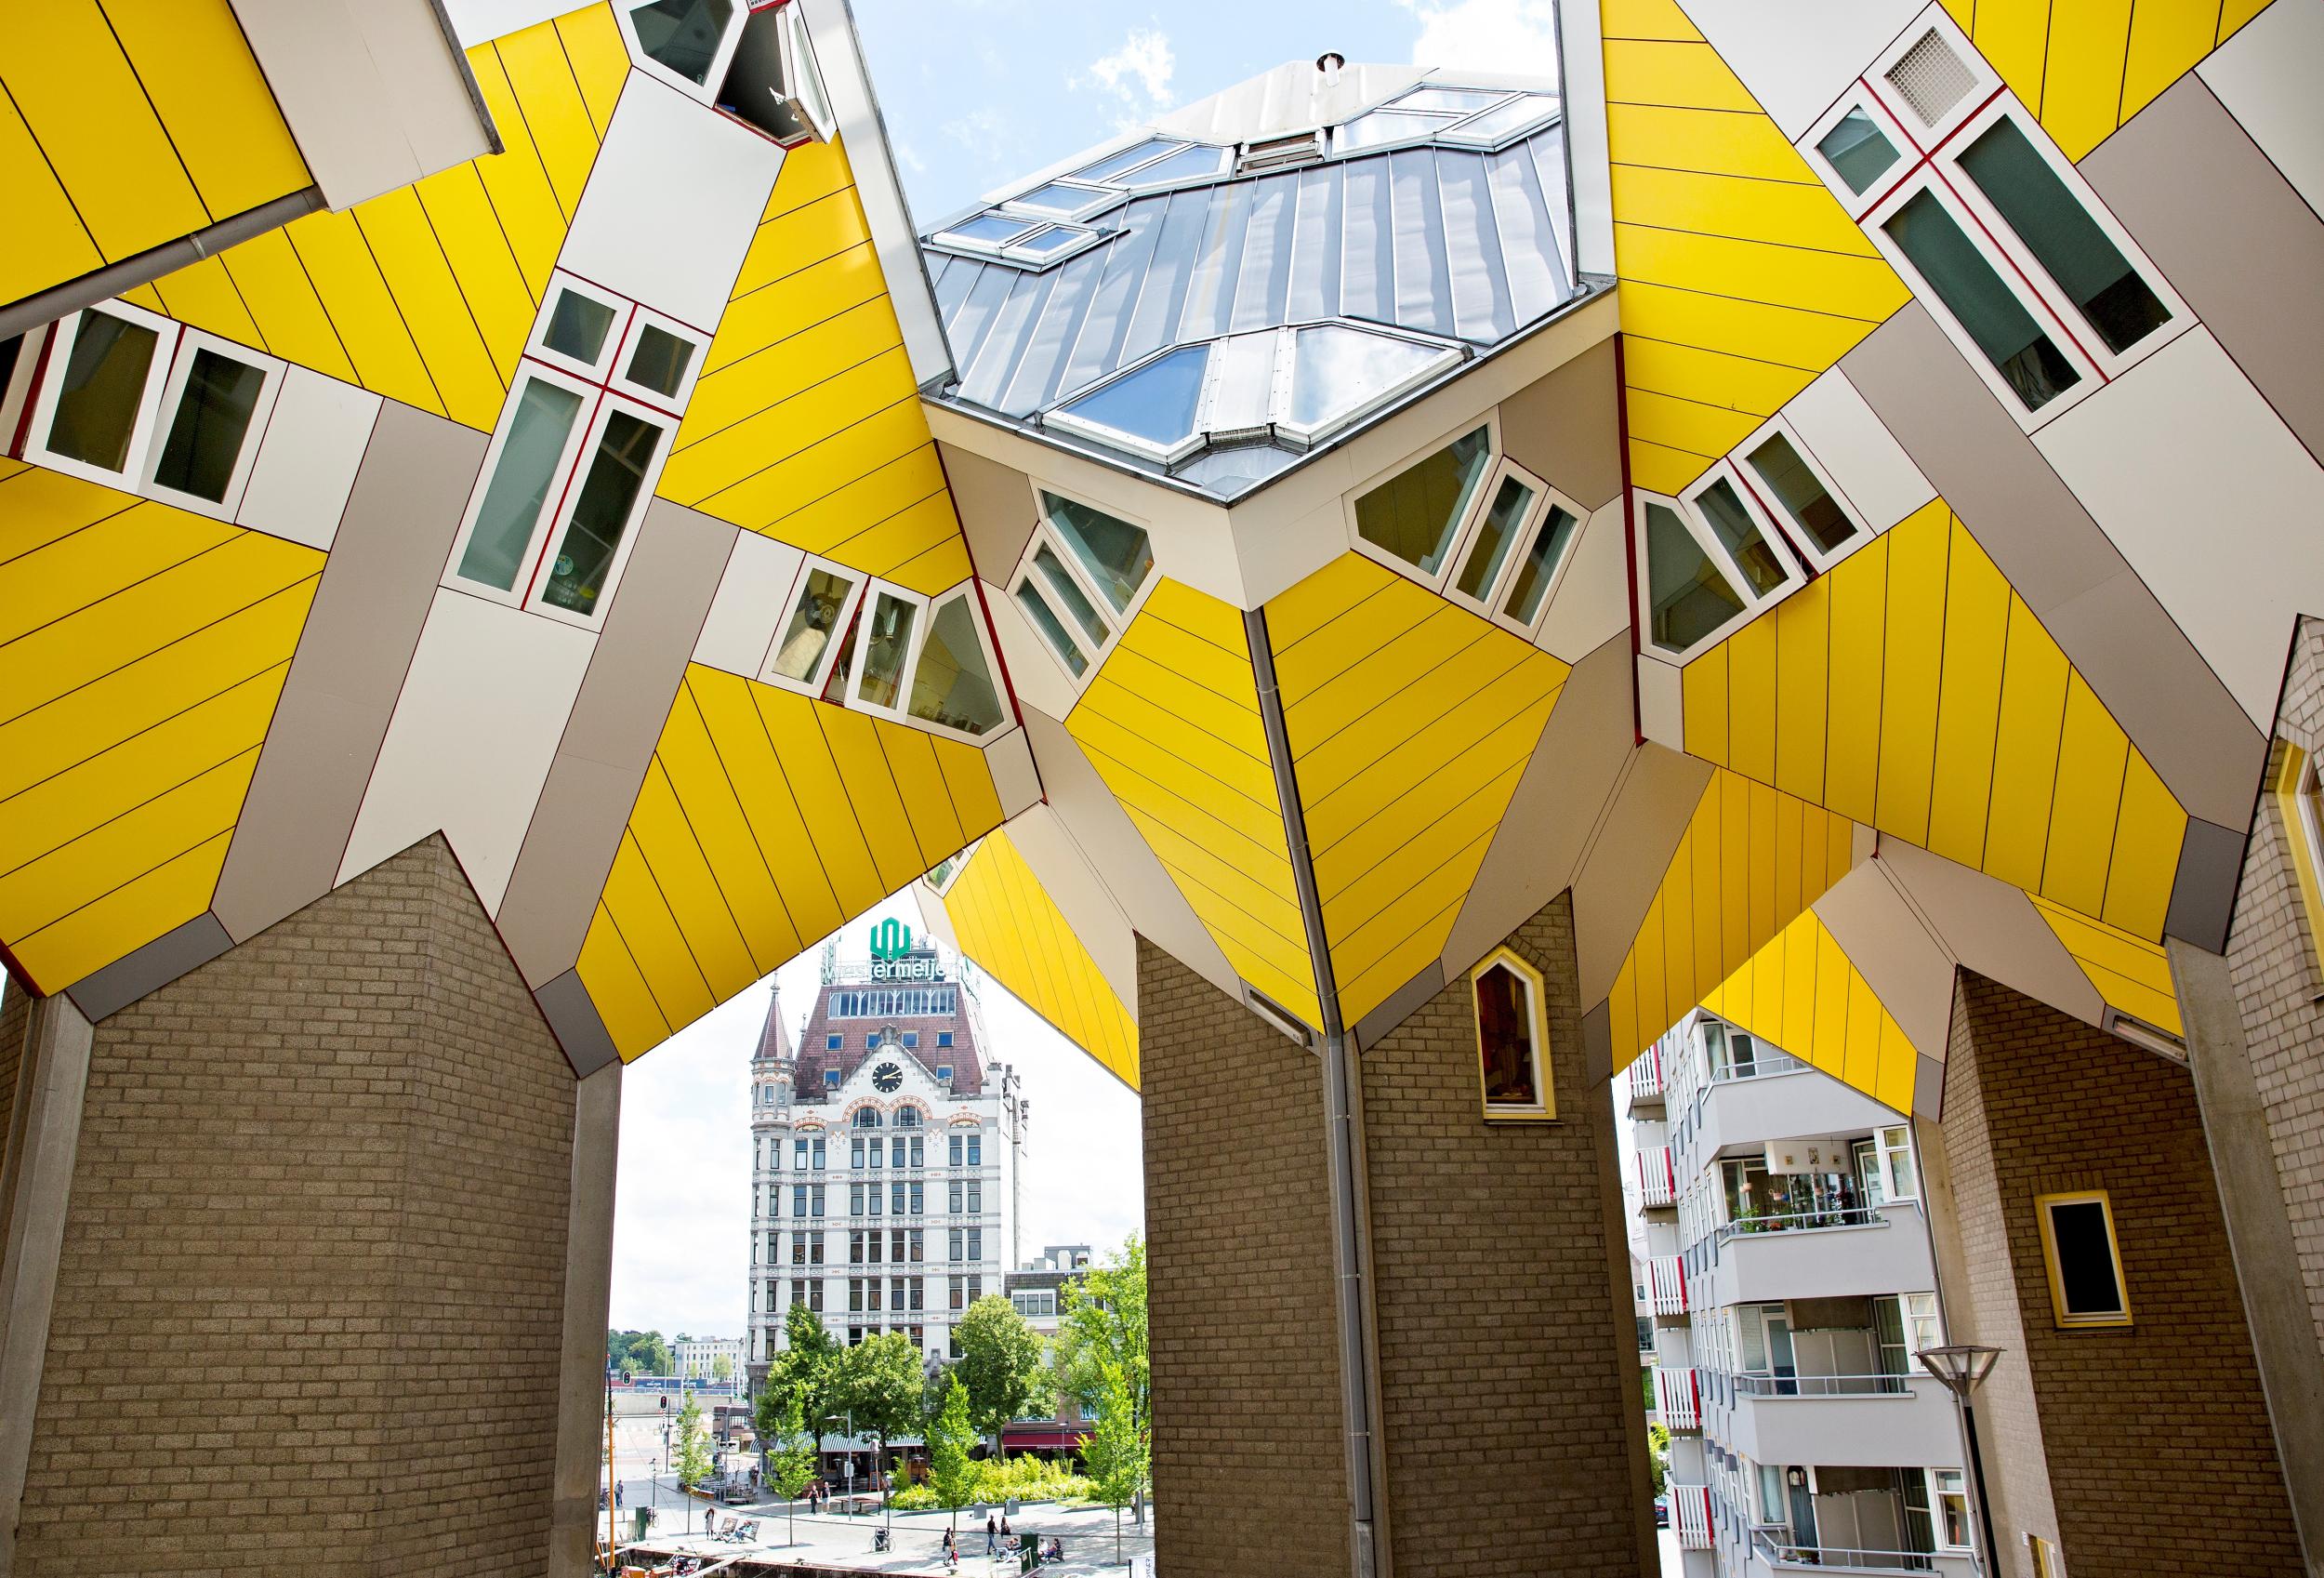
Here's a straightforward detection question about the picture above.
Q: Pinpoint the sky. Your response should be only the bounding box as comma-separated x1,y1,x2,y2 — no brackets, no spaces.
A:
607,0,1564,1343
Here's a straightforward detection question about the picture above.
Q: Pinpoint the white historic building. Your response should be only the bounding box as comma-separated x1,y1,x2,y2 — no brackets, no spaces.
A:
672,1336,744,1382
745,938,1026,1387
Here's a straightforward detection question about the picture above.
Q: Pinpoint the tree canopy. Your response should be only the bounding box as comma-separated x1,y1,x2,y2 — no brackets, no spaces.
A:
758,1305,839,1445
766,1392,818,1545
675,1390,714,1488
833,1332,924,1488
608,1329,673,1379
955,1293,1047,1450
1078,1358,1149,1566
925,1374,980,1530
1054,1238,1148,1427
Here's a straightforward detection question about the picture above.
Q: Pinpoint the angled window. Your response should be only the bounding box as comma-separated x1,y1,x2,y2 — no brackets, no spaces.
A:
1454,471,1538,602
1012,581,1088,677
1009,488,1157,686
1334,108,1458,153
1438,92,1559,147
1816,107,1902,196
850,587,919,712
1437,456,1588,636
1473,948,1553,1120
1043,492,1154,612
933,213,1040,252
1282,325,1458,445
1641,500,1745,655
765,562,863,692
1684,474,1794,599
1050,346,1209,463
1744,427,1860,562
1117,143,1232,188
458,376,588,591
145,334,281,512
1070,138,1186,182
1353,425,1492,578
2036,1190,2131,1328
625,0,734,85
1499,502,1582,630
1883,189,2081,412
1003,180,1116,222
618,0,830,146
908,590,1010,738
538,407,663,618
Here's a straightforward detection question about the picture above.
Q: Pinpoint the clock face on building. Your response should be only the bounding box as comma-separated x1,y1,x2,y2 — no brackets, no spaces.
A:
872,1062,904,1093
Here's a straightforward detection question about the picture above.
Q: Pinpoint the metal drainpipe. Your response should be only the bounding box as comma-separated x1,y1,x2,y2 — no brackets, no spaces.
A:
1247,606,1383,1578
0,188,325,342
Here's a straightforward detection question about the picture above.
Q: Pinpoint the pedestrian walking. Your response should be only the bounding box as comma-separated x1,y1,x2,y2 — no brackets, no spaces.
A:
614,1481,623,1511
986,1514,997,1556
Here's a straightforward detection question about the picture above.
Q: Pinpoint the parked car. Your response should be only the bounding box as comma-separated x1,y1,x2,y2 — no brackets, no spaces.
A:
1654,1493,1670,1528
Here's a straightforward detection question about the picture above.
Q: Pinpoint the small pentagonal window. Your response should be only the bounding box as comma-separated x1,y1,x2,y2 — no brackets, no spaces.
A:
1472,948,1553,1121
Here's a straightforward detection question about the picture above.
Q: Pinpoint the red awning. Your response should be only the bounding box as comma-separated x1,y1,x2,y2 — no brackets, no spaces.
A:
1000,1427,1086,1451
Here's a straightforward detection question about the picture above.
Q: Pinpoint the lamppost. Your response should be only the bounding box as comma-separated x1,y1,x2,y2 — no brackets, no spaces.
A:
825,1411,855,1516
1917,1344,2002,1573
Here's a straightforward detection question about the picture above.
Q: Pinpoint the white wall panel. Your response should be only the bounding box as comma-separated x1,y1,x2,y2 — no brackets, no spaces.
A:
692,529,804,679
1682,0,1924,139
2034,327,2324,726
1538,499,1631,664
1792,368,1936,531
983,726,1043,819
1637,652,1684,749
559,77,785,331
2199,0,2324,219
983,577,1081,725
236,368,381,551
339,590,596,908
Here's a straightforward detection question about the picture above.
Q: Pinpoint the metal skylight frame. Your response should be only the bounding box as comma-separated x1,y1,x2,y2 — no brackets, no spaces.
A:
1328,85,1561,158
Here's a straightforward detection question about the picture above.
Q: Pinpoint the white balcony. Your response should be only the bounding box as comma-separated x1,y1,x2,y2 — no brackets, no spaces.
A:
1626,1043,1667,1107
1704,1372,1962,1468
1654,1365,1701,1431
1671,1485,1713,1550
1746,1528,1977,1578
1637,1146,1677,1209
1682,1063,1901,1174
1703,1202,1935,1307
1647,1254,1689,1316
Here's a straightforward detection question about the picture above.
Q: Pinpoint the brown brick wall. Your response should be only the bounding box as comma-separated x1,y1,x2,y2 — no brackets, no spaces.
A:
1941,972,2302,1577
1138,939,1351,1577
16,835,577,1576
2225,617,2324,1359
1360,893,1651,1575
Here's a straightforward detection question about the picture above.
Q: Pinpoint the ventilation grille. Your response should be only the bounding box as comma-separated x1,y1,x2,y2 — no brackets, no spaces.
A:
1239,130,1324,175
1885,29,1974,126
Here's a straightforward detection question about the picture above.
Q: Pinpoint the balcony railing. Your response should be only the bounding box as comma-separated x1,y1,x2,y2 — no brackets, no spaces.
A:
1710,1047,1806,1083
1629,1044,1667,1101
1714,1204,1882,1245
1654,1365,1702,1430
1647,1255,1689,1316
1732,1372,1913,1399
1671,1485,1712,1549
1750,1528,1938,1572
1638,1147,1677,1208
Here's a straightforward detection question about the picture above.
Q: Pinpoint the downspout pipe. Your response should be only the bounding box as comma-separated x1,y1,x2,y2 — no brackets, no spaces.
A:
0,187,325,343
1248,605,1384,1578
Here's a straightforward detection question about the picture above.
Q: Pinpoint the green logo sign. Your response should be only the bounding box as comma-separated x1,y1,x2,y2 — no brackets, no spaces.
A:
868,917,912,961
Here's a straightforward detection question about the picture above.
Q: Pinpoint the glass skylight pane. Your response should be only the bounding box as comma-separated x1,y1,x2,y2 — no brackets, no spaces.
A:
770,567,855,682
1502,505,1580,625
1010,181,1108,217
856,591,918,709
1692,478,1788,597
1056,344,1208,452
909,597,1006,735
1042,494,1155,614
939,212,1037,247
1816,109,1900,195
1118,144,1232,187
1072,139,1185,182
1955,116,2169,355
1338,109,1459,152
1645,502,1745,653
1033,544,1108,643
47,311,156,472
1884,190,2080,410
1287,325,1448,433
1455,474,1537,601
1014,581,1088,676
1746,433,1855,555
1393,86,1505,113
1443,94,1558,145
1006,225,1089,259
1354,426,1492,577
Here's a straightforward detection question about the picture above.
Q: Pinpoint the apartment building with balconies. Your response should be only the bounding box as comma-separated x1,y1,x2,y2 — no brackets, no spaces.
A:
1626,1012,1974,1578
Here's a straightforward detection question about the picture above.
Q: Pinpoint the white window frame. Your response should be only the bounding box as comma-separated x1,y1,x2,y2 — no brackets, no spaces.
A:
612,0,750,108
998,179,1117,225
2035,1188,2133,1328
1046,342,1211,465
1875,1123,1919,1202
1342,409,1504,590
1731,413,1873,575
138,326,288,520
1863,9,2000,152
1800,87,1921,220
20,299,180,492
1273,323,1462,451
1631,478,1801,662
610,299,711,414
1925,1468,1973,1551
844,578,928,722
442,361,603,603
527,272,629,383
1007,482,1161,689
523,390,675,631
903,584,1014,744
1440,456,1584,635
1934,96,2188,386
757,551,867,698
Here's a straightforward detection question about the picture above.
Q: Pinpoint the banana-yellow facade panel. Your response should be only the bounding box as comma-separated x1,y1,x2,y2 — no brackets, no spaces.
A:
1702,909,1921,1108
877,724,968,871
1924,521,2012,871
942,831,1140,1090
102,0,310,223
674,299,902,456
685,670,846,944
1602,40,1762,112
355,188,509,430
2031,895,2184,1036
151,258,266,353
554,2,633,134
600,828,719,1039
578,903,674,1059
1605,104,1813,184
216,232,363,386
1622,338,1817,425
1603,0,1705,40
0,89,102,307
1611,166,1881,256
495,18,604,217
627,757,766,1000
734,189,874,300
467,42,574,297
936,737,1005,841
286,209,449,417
6,831,234,993
414,165,542,385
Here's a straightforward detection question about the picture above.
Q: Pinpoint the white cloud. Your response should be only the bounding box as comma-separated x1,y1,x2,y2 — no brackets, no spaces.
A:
1400,0,1562,77
1080,26,1177,115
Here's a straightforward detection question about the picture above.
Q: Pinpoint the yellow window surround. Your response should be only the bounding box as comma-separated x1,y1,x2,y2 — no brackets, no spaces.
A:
2269,740,2324,996
2033,1188,2133,1330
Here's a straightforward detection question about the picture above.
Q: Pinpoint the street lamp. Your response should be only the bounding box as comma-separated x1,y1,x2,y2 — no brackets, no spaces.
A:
1918,1344,2002,1573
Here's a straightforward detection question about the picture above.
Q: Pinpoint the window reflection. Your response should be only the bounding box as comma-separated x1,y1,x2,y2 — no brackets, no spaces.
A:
1040,493,1154,613
1644,502,1744,653
1354,426,1491,577
770,567,855,682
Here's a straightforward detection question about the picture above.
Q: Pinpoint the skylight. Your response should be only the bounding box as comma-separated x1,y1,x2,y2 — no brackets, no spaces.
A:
1332,86,1561,156
1051,345,1210,461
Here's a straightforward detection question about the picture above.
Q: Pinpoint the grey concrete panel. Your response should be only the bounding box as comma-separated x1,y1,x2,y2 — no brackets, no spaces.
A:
2166,817,2251,955
211,404,486,942
61,912,231,1023
1913,1054,1945,1123
1810,859,1964,1058
1870,838,2106,1030
1440,632,1638,981
1497,336,1626,509
551,1060,621,1577
1842,305,2262,830
1350,958,1446,1054
938,440,1037,578
535,971,620,1080
2168,938,2324,1574
1580,999,1613,1085
497,499,735,987
1572,742,1716,1008
2082,75,2324,468
0,996,92,1574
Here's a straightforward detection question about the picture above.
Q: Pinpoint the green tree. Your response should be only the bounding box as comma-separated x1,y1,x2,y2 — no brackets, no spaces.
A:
955,1293,1046,1455
834,1332,924,1495
675,1389,714,1488
1078,1359,1147,1567
765,1392,818,1547
1054,1239,1147,1431
759,1305,838,1444
712,1351,734,1383
1648,1422,1670,1495
924,1374,981,1532
634,1331,673,1376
